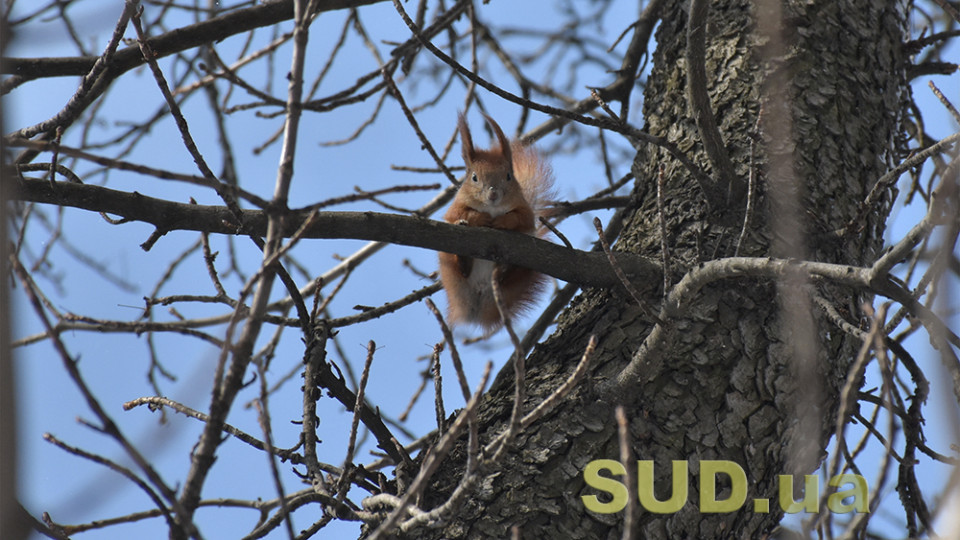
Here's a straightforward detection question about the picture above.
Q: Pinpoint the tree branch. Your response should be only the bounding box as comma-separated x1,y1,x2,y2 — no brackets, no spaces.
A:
11,177,661,290
1,0,385,82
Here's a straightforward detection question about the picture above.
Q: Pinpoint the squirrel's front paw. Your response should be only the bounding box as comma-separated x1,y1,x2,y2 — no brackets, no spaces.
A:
456,219,470,226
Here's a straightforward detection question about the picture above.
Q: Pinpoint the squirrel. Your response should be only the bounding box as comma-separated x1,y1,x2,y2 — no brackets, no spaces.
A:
438,111,555,332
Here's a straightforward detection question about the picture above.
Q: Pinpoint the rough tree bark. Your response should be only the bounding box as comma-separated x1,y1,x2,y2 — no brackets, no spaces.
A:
412,0,909,538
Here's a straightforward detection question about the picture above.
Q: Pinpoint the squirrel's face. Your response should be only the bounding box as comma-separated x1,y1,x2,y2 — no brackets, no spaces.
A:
467,162,516,213
458,111,517,212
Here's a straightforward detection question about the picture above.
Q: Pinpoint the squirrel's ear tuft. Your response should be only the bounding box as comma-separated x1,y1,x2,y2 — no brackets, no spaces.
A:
480,112,512,165
457,111,475,166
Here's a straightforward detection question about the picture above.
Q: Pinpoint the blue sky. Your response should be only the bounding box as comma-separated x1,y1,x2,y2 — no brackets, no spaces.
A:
6,1,959,538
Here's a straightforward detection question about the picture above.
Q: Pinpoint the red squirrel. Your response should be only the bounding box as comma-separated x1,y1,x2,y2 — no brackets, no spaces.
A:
438,112,554,331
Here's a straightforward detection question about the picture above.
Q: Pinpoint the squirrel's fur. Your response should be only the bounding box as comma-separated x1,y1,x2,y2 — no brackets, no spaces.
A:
438,112,554,332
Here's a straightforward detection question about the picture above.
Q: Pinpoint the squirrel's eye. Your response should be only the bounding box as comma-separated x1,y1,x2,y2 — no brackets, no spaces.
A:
506,173,514,182
471,173,479,183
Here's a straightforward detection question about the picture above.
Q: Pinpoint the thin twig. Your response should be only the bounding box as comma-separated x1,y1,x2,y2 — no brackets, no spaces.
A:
538,216,572,249
593,217,663,324
124,396,298,459
329,282,442,328
928,80,960,124
337,341,378,503
424,298,472,403
382,69,459,185
490,265,526,455
42,433,176,533
251,377,295,540
521,335,595,429
430,344,446,433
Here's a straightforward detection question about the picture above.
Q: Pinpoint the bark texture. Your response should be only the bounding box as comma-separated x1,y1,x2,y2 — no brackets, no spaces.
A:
412,0,909,538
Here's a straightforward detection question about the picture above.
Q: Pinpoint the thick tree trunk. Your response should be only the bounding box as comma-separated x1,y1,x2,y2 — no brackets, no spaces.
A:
413,0,908,538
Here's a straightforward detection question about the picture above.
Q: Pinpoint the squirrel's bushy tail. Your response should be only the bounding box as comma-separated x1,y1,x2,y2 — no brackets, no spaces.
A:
510,141,555,235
